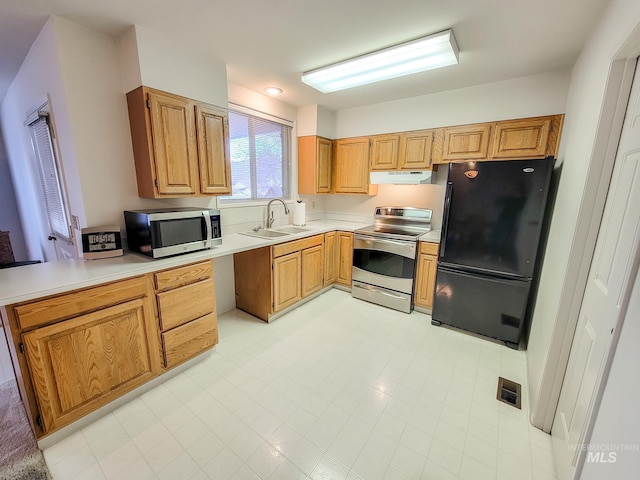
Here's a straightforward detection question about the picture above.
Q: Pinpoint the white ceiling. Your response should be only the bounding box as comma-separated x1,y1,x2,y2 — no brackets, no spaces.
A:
0,0,611,111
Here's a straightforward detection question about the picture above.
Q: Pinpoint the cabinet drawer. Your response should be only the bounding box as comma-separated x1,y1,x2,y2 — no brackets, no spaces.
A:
156,278,215,331
15,276,149,330
155,260,213,291
272,234,324,258
162,313,218,368
419,242,439,256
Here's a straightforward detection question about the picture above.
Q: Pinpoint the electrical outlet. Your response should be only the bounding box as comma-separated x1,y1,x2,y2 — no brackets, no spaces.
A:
311,201,316,209
71,215,80,230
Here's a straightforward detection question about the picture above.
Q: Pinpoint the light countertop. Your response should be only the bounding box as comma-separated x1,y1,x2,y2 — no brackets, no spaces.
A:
0,220,361,306
0,220,441,306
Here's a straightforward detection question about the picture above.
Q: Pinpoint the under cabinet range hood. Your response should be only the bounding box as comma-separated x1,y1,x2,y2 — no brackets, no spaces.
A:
369,170,436,185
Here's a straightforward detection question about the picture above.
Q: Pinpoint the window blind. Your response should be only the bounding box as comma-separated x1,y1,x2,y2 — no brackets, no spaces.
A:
28,114,71,242
221,109,291,202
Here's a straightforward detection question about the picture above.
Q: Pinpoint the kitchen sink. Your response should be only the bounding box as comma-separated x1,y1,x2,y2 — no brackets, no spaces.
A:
239,229,291,239
273,226,311,234
239,225,312,239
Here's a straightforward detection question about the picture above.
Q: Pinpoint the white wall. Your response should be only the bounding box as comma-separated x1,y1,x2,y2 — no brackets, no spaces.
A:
335,70,571,138
119,25,228,106
0,130,27,262
579,267,640,480
527,0,640,433
0,17,80,262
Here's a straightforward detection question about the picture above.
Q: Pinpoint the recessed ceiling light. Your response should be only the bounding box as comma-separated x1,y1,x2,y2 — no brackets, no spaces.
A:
264,87,283,96
302,29,459,93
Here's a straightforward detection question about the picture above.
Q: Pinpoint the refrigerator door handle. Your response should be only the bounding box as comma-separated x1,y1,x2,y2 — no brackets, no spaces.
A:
440,180,454,258
437,264,528,284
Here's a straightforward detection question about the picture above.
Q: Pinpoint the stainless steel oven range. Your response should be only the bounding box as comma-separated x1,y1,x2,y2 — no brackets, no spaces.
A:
352,207,432,313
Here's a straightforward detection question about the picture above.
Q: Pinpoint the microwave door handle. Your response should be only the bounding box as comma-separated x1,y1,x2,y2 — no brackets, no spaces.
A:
203,211,213,245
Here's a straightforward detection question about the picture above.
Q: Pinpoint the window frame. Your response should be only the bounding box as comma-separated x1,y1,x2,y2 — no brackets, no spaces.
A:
219,104,293,207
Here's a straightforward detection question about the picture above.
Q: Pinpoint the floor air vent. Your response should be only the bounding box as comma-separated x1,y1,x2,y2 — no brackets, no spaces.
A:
497,377,521,409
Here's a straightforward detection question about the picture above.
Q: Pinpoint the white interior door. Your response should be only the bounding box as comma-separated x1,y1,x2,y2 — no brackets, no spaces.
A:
27,104,78,261
552,61,640,479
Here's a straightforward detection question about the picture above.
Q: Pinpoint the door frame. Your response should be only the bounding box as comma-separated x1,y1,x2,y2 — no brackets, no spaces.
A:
550,34,640,479
532,30,640,436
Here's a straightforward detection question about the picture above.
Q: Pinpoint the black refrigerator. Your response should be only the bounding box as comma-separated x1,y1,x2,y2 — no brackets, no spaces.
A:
431,157,554,348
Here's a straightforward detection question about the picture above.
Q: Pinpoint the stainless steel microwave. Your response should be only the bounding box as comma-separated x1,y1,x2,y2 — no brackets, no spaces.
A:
124,208,221,258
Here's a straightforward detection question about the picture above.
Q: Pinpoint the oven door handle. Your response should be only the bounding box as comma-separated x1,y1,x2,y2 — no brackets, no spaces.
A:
354,234,414,248
354,235,416,259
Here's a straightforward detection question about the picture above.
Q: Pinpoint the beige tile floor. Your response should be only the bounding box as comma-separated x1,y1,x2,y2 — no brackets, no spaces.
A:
42,289,558,480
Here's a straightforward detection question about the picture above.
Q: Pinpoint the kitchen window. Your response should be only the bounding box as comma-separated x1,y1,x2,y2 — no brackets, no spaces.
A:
220,106,292,204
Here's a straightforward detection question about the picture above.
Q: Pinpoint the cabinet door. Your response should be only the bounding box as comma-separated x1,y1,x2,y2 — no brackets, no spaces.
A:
399,130,434,170
196,104,232,194
442,123,492,161
298,136,332,194
148,91,199,195
370,134,399,171
23,298,158,433
324,231,338,286
334,137,371,193
316,137,333,193
273,252,302,312
415,242,438,309
336,232,354,286
491,117,551,159
302,244,324,297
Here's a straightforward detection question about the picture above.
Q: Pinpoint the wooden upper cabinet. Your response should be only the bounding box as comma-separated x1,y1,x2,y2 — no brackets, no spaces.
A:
491,116,552,159
369,130,434,171
370,134,400,170
441,123,492,162
196,104,232,195
398,130,434,170
333,137,377,195
147,90,199,195
435,115,564,164
126,86,231,198
298,136,332,194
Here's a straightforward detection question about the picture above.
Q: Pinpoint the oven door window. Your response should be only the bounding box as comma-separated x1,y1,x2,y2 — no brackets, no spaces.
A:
151,217,206,248
353,248,415,279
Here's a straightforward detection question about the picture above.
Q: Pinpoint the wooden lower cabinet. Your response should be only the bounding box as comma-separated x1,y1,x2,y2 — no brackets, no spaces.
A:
323,231,338,286
6,276,161,436
3,260,218,438
414,242,439,310
234,233,333,321
301,244,325,298
161,312,217,369
23,298,159,433
154,260,218,369
336,231,354,287
273,252,303,311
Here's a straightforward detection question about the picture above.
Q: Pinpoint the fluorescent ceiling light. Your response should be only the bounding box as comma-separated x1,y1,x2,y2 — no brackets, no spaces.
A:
301,29,459,93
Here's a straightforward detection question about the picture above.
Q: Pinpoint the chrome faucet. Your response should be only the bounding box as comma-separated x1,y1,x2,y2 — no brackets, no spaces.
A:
266,199,290,228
